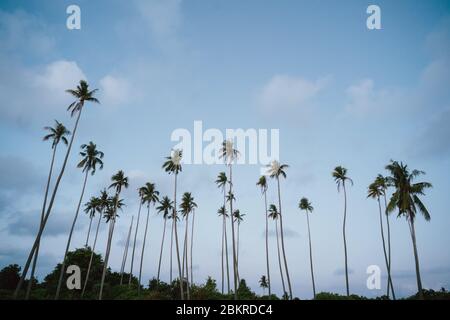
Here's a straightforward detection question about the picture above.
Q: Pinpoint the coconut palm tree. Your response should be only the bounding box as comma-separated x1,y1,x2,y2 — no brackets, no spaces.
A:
268,204,286,297
180,192,197,299
374,174,395,298
156,196,173,284
259,275,269,296
367,179,395,299
55,142,104,299
162,149,184,299
385,160,432,300
216,172,230,294
299,197,316,298
138,182,160,295
257,175,271,298
220,140,239,299
25,121,70,299
128,187,145,286
81,190,109,298
99,170,129,300
15,80,99,298
83,196,102,248
233,209,245,278
267,161,292,299
332,166,353,297
119,216,134,285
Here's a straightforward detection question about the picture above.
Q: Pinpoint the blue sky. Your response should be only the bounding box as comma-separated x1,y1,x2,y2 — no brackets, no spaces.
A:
0,0,449,298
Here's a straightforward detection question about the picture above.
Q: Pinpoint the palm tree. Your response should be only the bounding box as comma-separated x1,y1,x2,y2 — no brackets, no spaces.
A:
83,196,102,248
156,196,173,284
233,209,245,278
190,206,197,286
267,161,292,299
128,187,145,286
15,80,99,298
162,149,184,299
220,140,239,299
268,204,286,297
216,172,230,294
55,142,104,299
25,120,70,299
367,179,395,299
259,275,269,296
332,166,353,297
180,192,197,300
138,182,160,295
299,197,316,298
374,174,395,298
386,160,432,300
119,216,134,285
257,175,271,298
99,170,129,300
81,190,109,297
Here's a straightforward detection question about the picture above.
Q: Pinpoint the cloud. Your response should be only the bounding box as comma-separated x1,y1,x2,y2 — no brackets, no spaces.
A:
333,267,355,276
258,75,330,113
99,75,131,107
344,79,391,116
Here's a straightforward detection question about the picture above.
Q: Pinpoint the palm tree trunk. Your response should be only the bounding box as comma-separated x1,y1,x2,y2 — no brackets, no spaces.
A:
343,183,350,296
55,166,90,299
26,145,57,299
223,191,230,294
228,165,238,299
85,216,93,247
181,213,190,299
276,177,293,299
138,205,151,295
306,212,316,298
14,106,83,299
157,218,167,283
129,202,142,286
170,217,174,284
173,173,184,299
377,197,392,299
120,216,133,285
221,214,225,294
81,210,102,297
190,210,195,285
409,217,424,299
383,194,395,299
264,191,271,298
99,191,120,300
237,221,240,282
275,218,286,296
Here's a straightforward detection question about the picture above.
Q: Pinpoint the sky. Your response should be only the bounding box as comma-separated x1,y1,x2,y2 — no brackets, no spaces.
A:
0,0,449,299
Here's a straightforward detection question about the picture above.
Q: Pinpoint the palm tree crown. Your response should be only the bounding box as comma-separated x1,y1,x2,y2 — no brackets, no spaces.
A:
299,197,314,213
77,142,104,175
268,204,279,220
266,160,288,179
180,192,197,217
219,140,239,165
162,149,183,174
84,196,101,219
43,120,71,148
109,170,129,194
256,175,268,193
332,166,353,190
215,172,228,190
66,80,99,117
141,182,160,206
217,205,228,217
157,196,174,219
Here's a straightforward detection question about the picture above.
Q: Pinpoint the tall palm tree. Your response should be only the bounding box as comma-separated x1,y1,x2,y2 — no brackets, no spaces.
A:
180,192,197,300
99,170,129,300
267,161,292,299
299,197,316,298
257,175,271,298
15,80,99,298
233,209,245,278
216,172,230,294
128,187,145,286
83,196,102,248
162,149,184,299
386,160,432,300
220,140,239,299
81,190,109,297
55,142,104,299
138,182,160,295
332,166,353,297
119,216,134,285
259,275,269,296
367,179,395,299
156,196,173,284
26,121,70,299
374,174,395,298
268,204,286,297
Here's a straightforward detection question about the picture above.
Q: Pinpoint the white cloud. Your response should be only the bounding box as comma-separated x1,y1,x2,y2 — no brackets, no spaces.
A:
99,75,131,107
344,78,393,116
258,75,330,113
